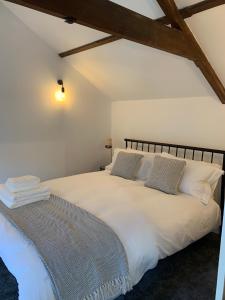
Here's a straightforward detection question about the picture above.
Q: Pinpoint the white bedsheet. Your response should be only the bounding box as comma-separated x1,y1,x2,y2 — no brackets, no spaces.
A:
0,171,221,300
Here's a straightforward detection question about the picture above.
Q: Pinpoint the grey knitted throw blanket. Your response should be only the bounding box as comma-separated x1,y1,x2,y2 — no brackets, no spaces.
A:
0,195,132,300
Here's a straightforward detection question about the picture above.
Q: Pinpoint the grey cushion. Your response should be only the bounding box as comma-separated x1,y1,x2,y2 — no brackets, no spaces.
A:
111,152,143,180
145,156,186,195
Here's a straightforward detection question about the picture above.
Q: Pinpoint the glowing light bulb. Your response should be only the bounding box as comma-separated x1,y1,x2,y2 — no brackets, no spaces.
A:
55,90,65,102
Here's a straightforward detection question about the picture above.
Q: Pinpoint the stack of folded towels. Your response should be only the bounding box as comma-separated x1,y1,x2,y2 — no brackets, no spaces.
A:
0,175,50,209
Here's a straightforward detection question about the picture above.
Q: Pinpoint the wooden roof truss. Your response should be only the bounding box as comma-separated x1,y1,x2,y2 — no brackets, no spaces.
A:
5,0,225,103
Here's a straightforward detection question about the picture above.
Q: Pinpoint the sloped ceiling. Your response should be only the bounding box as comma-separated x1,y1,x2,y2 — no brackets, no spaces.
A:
2,0,225,101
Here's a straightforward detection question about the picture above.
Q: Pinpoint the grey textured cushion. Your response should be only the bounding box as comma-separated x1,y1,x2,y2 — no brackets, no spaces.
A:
111,152,143,180
145,156,186,195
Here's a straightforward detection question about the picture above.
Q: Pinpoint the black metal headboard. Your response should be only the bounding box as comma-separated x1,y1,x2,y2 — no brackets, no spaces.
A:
124,138,225,229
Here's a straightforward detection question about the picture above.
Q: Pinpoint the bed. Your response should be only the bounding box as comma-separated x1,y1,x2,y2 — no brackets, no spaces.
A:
0,138,224,300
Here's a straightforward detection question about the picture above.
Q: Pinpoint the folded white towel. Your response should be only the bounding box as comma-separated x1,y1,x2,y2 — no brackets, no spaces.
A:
6,175,40,193
1,186,50,202
0,185,50,209
1,194,50,209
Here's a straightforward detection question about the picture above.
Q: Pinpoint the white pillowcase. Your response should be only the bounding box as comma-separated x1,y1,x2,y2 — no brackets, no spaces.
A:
162,152,224,204
137,157,155,181
106,148,156,181
189,181,212,205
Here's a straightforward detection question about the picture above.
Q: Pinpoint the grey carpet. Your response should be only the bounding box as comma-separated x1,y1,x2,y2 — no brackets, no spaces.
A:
0,258,18,300
0,233,220,300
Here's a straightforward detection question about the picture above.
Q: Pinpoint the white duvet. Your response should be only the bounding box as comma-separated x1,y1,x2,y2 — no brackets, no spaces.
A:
0,171,221,300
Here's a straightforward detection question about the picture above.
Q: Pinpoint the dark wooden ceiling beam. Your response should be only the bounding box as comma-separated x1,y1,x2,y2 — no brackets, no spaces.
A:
5,0,193,59
59,36,121,58
59,0,225,58
156,0,225,104
157,0,225,25
6,0,225,103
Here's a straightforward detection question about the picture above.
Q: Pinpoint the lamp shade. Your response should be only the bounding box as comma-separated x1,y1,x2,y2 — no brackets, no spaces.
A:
105,138,112,149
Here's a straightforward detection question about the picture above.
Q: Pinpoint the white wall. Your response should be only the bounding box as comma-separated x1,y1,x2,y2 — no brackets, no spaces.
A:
0,3,111,183
111,97,225,150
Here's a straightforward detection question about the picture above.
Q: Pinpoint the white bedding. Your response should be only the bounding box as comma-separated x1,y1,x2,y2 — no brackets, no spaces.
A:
0,171,221,300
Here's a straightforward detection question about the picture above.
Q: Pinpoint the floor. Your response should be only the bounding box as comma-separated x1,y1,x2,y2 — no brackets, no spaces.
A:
0,233,220,300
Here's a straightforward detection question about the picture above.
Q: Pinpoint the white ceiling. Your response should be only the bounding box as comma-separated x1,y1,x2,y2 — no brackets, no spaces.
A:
2,0,225,101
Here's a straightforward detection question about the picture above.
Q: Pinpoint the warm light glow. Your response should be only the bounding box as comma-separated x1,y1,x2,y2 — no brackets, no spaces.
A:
55,90,65,102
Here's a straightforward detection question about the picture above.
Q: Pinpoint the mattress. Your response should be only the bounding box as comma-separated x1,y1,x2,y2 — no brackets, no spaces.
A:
0,171,221,300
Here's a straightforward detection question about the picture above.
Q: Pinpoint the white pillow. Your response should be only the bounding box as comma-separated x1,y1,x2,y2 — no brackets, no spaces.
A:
162,152,224,204
126,149,156,181
107,148,156,181
105,148,123,171
104,148,125,172
189,181,212,205
137,156,155,181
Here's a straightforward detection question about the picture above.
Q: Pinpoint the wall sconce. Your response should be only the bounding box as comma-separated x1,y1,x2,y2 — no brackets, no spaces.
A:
55,79,65,102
